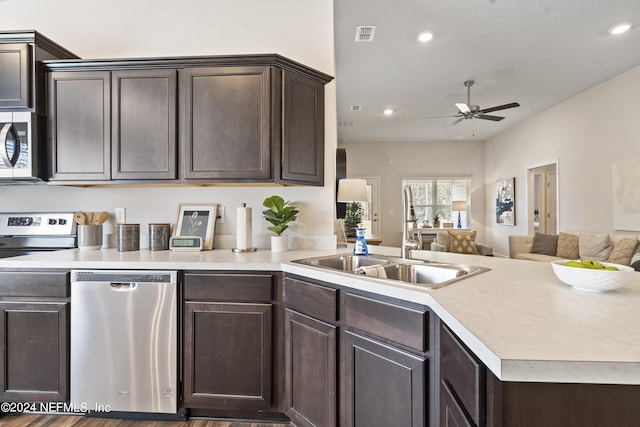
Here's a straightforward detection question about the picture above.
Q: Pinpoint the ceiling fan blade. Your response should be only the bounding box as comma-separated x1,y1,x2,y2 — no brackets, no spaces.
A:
476,114,505,121
478,102,520,114
449,117,465,127
455,103,471,114
420,114,458,120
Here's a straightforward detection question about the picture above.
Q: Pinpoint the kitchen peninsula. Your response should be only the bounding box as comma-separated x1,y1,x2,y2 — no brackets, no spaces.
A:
1,246,640,426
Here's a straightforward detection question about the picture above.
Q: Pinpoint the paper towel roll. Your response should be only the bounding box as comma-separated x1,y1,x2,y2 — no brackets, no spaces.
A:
236,206,252,250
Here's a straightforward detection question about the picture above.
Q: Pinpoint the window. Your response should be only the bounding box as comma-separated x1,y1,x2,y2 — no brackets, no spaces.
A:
402,177,471,227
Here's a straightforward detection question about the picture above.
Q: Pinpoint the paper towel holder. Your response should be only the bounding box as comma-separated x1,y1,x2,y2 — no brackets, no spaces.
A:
232,203,257,253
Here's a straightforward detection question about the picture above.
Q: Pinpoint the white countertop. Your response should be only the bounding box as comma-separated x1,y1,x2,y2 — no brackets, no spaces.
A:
2,246,640,386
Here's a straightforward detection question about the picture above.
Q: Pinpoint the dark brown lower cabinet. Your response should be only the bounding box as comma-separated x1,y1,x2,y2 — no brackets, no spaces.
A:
182,272,282,416
441,381,474,427
183,301,272,409
440,320,640,427
284,309,337,427
0,271,70,402
342,330,426,427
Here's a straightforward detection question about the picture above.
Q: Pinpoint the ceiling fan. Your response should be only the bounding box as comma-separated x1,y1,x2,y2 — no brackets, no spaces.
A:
448,80,520,126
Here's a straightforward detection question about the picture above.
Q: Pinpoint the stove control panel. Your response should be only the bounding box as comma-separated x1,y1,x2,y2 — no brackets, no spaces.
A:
0,213,76,236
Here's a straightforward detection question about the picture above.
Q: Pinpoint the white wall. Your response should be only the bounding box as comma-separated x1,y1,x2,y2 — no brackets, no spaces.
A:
342,140,486,247
0,0,337,249
485,65,640,257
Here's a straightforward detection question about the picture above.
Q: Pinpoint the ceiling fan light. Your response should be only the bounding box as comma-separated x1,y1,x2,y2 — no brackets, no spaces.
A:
383,108,394,116
609,23,632,35
418,32,434,43
455,103,470,114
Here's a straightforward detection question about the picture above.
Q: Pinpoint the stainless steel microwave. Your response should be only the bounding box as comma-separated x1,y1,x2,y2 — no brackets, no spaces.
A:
0,111,45,181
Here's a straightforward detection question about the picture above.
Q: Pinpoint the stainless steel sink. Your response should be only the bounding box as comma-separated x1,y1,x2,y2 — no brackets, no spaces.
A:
292,254,489,289
297,253,408,272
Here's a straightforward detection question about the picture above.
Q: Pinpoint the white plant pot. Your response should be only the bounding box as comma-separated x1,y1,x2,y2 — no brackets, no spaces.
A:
271,235,289,253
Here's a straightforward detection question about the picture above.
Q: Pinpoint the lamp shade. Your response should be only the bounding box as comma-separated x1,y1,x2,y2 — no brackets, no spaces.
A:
337,179,368,202
452,200,468,211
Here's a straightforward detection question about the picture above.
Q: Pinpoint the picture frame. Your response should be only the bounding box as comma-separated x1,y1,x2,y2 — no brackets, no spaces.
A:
496,177,515,225
173,204,218,250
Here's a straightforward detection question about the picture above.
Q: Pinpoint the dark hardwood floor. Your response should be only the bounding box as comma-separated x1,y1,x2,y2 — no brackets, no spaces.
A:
0,414,291,427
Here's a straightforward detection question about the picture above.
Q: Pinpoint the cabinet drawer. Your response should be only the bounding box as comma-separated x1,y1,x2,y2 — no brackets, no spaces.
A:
343,293,428,352
0,271,70,298
284,277,337,322
184,272,273,302
440,323,484,426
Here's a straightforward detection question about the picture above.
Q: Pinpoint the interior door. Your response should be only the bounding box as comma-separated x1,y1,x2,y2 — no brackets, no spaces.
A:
357,177,380,237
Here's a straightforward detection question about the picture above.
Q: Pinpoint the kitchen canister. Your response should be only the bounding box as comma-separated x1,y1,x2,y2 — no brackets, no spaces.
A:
148,223,171,251
116,223,140,252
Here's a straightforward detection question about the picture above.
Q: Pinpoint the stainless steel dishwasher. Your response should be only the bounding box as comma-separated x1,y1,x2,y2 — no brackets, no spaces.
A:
70,270,178,415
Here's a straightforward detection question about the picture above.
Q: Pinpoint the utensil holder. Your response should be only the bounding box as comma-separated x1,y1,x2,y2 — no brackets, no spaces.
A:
77,225,103,250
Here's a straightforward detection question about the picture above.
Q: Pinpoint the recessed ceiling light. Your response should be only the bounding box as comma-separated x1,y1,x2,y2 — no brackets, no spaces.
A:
383,109,394,116
418,32,434,43
609,23,632,35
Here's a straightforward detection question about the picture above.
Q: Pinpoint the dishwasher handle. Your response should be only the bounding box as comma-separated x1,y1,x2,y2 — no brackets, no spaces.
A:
110,282,138,291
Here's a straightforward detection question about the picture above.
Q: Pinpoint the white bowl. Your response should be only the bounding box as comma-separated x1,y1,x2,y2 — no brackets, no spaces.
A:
551,260,635,292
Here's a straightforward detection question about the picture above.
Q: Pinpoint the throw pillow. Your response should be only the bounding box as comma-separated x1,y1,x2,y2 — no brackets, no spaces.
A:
608,239,639,265
530,232,558,256
578,233,612,261
556,232,579,259
628,242,640,266
632,260,640,272
448,230,478,254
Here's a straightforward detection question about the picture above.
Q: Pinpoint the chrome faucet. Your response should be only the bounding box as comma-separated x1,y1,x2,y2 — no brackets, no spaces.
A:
402,185,420,258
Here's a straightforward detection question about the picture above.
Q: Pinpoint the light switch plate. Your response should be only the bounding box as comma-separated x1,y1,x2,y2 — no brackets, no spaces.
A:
115,208,126,224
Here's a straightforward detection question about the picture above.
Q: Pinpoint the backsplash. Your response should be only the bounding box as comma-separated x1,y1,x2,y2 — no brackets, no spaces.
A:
1,184,336,250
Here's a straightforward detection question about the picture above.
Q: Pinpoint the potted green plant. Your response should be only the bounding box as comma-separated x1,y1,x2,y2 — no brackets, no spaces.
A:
343,202,362,237
433,212,441,228
263,195,299,252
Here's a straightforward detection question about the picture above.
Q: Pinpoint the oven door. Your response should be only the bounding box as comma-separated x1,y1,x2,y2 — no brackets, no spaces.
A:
0,111,40,180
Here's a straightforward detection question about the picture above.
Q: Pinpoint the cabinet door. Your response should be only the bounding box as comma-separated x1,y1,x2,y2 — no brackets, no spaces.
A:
112,69,177,180
183,301,272,410
0,43,31,109
48,71,110,180
440,323,485,426
181,66,272,181
278,69,324,186
0,301,69,402
441,382,475,427
284,309,337,427
341,330,426,427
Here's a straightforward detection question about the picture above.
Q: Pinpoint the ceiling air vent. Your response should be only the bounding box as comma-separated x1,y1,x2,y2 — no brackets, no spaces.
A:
338,121,355,127
350,105,362,111
355,26,376,42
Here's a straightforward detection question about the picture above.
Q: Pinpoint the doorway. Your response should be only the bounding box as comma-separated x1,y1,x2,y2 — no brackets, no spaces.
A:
356,177,380,237
527,162,558,234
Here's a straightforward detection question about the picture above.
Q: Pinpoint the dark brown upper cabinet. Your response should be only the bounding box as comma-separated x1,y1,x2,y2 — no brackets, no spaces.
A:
43,55,333,186
47,71,111,181
279,70,325,186
112,69,177,180
48,69,178,182
181,66,272,181
0,31,77,112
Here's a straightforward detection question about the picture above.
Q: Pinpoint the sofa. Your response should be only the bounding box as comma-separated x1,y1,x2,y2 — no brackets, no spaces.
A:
509,231,640,270
430,230,493,256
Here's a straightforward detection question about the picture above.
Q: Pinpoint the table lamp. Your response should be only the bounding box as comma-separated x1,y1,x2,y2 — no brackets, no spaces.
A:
452,200,468,228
